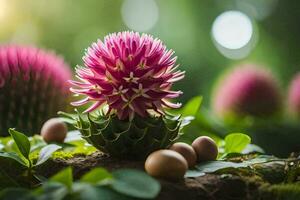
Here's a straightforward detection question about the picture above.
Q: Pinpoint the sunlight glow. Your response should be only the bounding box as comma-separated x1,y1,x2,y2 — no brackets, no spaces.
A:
0,0,10,22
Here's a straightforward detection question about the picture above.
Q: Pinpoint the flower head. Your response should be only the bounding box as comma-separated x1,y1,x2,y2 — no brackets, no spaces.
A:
0,45,71,89
70,31,185,120
212,64,282,118
0,45,72,135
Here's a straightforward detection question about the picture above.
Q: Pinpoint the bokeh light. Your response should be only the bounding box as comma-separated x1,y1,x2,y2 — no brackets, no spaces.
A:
212,11,253,50
212,10,257,60
121,0,159,32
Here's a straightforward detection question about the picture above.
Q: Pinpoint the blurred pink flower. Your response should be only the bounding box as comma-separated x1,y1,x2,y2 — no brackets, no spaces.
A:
288,73,300,118
0,45,71,89
212,64,282,118
70,31,184,120
0,45,72,135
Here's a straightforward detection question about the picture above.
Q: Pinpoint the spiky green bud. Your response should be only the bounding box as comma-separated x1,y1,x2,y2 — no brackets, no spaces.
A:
60,111,188,159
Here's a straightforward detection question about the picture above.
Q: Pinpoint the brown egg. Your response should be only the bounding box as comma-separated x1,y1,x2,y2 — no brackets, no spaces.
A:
169,142,197,168
192,136,218,161
145,150,188,181
41,118,67,143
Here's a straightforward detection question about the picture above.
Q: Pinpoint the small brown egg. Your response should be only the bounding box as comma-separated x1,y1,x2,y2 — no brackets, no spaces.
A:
145,150,188,181
41,118,67,143
169,142,197,168
192,136,218,161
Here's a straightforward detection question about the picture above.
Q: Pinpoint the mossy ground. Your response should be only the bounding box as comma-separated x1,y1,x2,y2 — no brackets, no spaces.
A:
36,151,300,200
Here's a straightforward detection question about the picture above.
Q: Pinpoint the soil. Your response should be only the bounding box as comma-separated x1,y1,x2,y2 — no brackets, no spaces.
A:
36,151,288,200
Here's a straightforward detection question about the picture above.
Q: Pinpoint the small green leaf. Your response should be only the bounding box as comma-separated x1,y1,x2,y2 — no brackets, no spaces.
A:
29,135,47,153
196,161,248,173
8,129,31,160
80,168,113,184
185,155,278,178
184,170,205,178
35,144,62,166
57,111,77,124
242,144,265,154
185,161,248,178
50,167,73,190
181,96,202,117
0,151,28,167
111,169,160,199
224,133,251,153
73,183,134,200
37,182,69,200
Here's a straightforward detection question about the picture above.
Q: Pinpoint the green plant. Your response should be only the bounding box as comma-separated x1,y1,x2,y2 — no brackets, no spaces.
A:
0,129,61,188
0,167,161,200
59,111,190,159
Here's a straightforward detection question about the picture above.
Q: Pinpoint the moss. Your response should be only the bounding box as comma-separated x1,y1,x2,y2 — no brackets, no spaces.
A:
52,151,75,159
29,145,97,162
260,183,300,200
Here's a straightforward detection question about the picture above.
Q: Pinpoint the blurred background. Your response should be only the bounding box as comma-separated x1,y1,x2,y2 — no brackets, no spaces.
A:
0,0,299,106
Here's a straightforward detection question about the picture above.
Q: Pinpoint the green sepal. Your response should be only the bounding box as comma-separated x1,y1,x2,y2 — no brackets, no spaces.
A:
60,110,188,159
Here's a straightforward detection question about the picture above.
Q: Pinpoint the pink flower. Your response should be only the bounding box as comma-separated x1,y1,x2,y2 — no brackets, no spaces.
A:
212,64,282,118
288,73,300,118
70,31,185,120
0,45,71,90
0,45,72,135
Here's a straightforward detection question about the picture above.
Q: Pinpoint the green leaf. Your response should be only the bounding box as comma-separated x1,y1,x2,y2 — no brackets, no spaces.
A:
185,155,278,178
80,168,113,184
224,133,251,153
50,167,73,190
242,144,265,154
196,161,248,173
29,135,47,153
181,96,202,117
185,161,248,178
35,144,62,166
36,182,69,200
0,151,28,167
73,184,134,200
64,130,83,143
58,111,77,124
111,169,160,199
0,169,21,189
9,129,31,160
0,152,28,189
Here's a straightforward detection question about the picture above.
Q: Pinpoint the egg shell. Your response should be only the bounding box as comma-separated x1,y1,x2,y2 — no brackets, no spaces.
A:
145,150,188,181
192,136,218,161
41,118,67,143
169,142,197,168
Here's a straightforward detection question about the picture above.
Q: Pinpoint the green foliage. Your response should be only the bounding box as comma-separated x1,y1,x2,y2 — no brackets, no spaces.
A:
176,96,226,145
0,167,161,200
35,144,62,166
224,133,251,154
111,169,160,199
9,128,31,161
0,129,62,188
0,151,28,167
185,155,281,178
180,96,202,117
50,167,73,190
80,168,112,185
